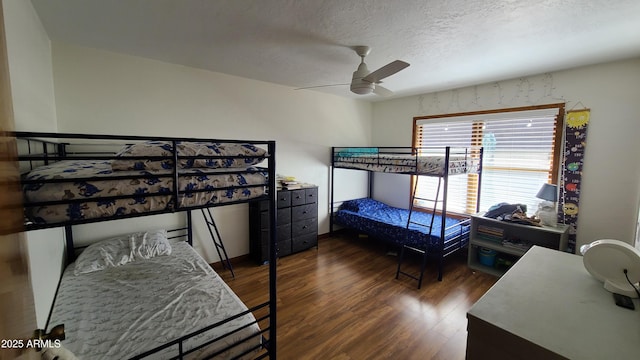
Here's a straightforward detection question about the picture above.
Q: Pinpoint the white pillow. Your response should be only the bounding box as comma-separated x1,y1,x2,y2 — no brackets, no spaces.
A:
74,229,171,275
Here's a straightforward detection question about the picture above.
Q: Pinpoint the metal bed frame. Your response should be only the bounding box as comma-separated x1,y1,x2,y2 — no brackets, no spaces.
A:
14,131,278,359
330,146,483,288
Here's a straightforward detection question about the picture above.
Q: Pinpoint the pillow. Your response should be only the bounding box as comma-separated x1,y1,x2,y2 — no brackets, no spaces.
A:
74,229,171,275
179,142,267,169
111,141,174,171
111,141,267,171
339,198,388,213
336,147,378,158
129,229,172,259
339,199,362,212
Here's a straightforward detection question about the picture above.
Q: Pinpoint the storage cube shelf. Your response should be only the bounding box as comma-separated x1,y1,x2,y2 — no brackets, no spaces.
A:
468,213,569,277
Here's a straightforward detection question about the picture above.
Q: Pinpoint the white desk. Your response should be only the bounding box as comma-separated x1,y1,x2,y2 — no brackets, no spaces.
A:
466,246,640,360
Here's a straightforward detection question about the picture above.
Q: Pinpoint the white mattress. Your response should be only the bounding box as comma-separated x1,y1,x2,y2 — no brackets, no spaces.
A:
48,241,261,359
334,153,478,176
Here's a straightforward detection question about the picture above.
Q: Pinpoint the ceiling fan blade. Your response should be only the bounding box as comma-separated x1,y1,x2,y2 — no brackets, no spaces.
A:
294,83,350,90
373,85,393,97
363,60,409,83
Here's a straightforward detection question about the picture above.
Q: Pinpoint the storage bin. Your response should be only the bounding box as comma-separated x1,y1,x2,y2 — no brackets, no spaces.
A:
478,247,497,267
495,255,517,271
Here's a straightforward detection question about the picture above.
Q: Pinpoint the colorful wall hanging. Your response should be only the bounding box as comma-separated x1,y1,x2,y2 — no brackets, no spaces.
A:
558,108,590,253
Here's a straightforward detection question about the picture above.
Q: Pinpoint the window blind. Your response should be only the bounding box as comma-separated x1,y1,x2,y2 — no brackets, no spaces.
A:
414,107,562,215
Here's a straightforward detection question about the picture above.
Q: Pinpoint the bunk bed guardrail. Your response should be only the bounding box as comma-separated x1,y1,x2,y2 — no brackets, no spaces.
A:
11,131,278,359
14,131,274,231
330,145,483,287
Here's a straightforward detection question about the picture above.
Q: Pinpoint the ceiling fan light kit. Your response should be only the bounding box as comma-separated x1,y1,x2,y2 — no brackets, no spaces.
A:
350,82,375,94
350,76,375,95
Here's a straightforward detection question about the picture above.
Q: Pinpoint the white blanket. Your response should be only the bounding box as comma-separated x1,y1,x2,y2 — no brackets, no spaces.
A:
48,241,261,359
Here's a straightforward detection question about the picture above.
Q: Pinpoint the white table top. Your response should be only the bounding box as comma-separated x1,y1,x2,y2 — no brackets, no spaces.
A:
468,246,640,359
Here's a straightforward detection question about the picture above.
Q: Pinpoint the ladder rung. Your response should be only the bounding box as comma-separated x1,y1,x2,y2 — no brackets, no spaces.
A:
402,244,426,254
397,271,420,281
414,196,443,202
201,208,235,278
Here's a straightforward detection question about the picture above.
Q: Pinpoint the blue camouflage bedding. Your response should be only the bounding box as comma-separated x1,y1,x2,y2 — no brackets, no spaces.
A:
335,198,469,250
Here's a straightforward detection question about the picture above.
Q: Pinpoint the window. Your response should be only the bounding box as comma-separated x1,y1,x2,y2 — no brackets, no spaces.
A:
412,104,564,215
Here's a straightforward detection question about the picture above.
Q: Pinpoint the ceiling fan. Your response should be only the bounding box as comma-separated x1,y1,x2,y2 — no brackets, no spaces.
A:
298,46,410,96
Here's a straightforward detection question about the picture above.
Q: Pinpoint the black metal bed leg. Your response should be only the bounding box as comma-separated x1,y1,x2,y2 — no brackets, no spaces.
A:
435,250,444,281
418,252,427,289
395,245,405,279
201,208,235,278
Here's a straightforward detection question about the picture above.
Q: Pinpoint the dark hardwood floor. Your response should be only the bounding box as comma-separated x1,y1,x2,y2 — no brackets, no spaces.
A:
220,232,497,360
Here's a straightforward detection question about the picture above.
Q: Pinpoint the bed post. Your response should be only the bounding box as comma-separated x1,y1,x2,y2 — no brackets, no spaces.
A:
171,140,179,211
437,147,451,281
476,147,484,212
64,225,74,263
267,141,277,358
187,210,193,246
330,147,335,234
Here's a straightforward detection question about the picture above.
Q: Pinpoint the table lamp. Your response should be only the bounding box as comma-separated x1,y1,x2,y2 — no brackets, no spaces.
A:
536,183,557,226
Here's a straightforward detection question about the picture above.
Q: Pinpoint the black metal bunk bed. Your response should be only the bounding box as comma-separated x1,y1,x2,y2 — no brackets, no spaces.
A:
14,131,277,359
330,146,483,288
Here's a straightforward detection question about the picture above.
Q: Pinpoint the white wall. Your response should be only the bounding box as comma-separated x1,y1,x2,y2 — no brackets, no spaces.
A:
371,58,640,252
2,0,64,329
2,0,56,131
50,42,372,262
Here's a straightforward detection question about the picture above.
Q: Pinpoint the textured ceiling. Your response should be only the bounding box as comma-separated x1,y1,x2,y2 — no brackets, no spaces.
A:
30,0,640,101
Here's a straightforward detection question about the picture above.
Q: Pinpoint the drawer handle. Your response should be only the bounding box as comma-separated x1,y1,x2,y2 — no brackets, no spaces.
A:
308,194,314,197
303,225,307,229
303,211,307,214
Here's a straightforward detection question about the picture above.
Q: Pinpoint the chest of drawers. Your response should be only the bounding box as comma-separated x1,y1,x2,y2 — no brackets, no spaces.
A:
249,187,318,264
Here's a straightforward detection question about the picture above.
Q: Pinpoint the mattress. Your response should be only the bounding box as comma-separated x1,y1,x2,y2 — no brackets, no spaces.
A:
48,241,261,359
334,198,469,250
333,152,477,176
23,160,267,224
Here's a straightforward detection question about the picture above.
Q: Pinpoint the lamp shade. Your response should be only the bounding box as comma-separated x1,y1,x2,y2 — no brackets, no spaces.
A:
536,183,557,202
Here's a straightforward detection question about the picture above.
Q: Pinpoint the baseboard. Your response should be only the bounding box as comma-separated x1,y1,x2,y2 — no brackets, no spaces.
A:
209,232,340,268
209,253,251,268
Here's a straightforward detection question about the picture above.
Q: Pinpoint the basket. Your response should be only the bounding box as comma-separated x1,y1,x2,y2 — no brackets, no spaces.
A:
478,247,497,267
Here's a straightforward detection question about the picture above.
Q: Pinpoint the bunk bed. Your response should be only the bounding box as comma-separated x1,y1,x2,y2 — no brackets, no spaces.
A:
330,146,483,288
14,131,277,359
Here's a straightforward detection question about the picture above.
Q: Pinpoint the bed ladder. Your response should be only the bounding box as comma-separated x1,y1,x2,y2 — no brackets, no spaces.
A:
395,175,444,288
201,208,235,278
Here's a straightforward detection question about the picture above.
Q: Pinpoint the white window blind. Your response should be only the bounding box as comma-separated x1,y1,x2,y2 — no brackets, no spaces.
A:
414,107,562,215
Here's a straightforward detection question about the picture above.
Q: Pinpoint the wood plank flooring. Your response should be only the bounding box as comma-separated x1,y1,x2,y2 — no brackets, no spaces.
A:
220,232,497,360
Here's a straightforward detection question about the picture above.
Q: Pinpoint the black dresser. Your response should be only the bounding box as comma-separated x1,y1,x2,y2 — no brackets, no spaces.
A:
249,186,318,264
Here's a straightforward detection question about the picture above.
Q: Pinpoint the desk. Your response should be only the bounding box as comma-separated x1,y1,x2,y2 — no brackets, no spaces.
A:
466,246,640,360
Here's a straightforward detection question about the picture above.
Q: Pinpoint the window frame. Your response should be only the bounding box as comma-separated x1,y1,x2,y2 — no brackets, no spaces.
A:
411,103,565,215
